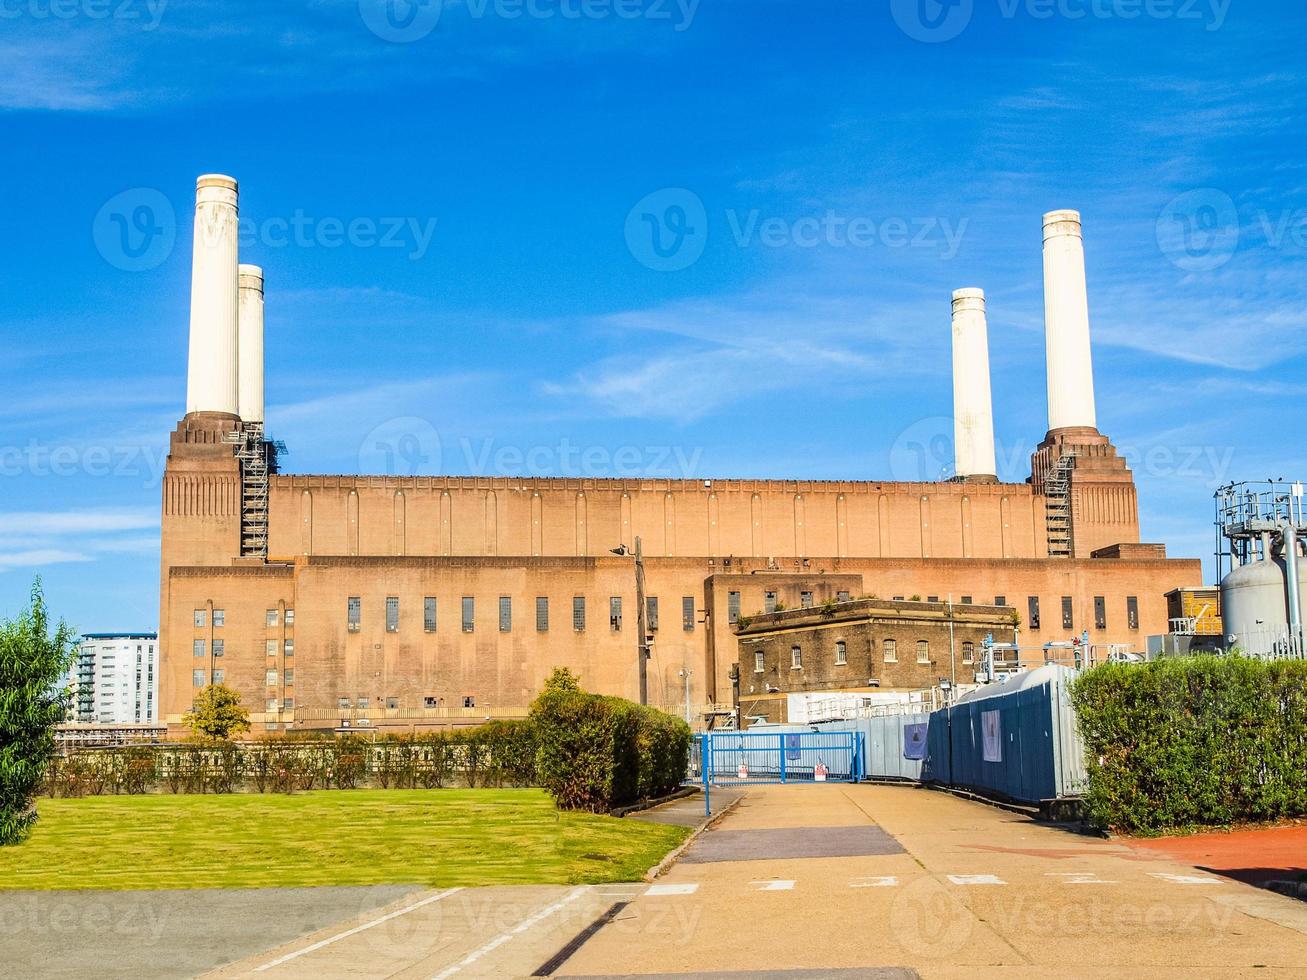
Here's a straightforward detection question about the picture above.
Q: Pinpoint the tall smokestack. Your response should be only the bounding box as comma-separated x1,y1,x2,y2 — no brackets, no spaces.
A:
1041,209,1098,433
185,174,240,417
950,288,997,481
237,264,265,424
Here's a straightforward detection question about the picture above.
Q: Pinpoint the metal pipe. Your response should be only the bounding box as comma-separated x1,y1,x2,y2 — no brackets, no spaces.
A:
635,535,648,705
1285,524,1303,648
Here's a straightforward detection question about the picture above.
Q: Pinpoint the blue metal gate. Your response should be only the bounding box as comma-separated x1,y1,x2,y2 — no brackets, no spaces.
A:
699,731,862,813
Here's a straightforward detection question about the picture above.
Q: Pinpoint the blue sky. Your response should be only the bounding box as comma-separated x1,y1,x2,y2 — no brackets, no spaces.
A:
2,0,1304,631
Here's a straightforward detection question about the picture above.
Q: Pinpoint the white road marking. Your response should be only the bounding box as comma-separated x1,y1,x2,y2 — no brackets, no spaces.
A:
749,879,795,891
646,882,700,896
1149,872,1224,885
254,887,463,972
850,876,899,888
948,874,1006,886
430,886,588,980
1046,872,1116,885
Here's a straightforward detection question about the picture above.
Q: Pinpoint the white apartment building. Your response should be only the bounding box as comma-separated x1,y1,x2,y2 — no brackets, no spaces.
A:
72,633,159,724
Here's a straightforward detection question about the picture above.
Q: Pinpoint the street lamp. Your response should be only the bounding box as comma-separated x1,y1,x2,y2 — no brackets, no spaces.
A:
611,536,650,705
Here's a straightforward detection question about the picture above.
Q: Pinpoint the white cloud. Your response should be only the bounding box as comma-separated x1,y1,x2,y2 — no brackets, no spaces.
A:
0,509,158,535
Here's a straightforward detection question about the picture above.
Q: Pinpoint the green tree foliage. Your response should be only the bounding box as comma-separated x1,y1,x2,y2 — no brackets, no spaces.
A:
1072,656,1307,834
1,581,75,845
530,667,691,813
182,684,251,743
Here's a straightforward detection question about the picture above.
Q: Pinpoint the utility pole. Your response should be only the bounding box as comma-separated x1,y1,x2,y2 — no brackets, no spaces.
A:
679,666,692,724
635,535,649,705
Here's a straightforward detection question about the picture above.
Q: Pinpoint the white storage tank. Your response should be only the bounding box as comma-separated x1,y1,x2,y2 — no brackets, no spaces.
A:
1221,558,1287,655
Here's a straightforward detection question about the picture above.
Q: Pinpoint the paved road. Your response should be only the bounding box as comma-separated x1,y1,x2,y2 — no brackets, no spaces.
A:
561,785,1307,979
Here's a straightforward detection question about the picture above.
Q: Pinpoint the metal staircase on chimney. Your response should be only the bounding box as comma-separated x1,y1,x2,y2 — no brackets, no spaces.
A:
1044,452,1077,558
225,424,275,558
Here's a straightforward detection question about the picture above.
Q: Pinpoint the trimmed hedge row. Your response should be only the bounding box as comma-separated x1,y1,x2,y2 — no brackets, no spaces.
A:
44,722,536,797
530,668,691,812
1071,656,1307,834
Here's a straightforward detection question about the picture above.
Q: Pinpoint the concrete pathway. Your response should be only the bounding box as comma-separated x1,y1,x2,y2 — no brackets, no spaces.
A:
559,784,1307,979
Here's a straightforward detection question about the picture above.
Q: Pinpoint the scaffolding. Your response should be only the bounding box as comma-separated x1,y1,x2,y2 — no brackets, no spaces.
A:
1044,452,1077,558
224,424,281,558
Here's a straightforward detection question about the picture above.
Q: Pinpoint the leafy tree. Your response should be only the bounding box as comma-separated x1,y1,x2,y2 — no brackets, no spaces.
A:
1,580,75,845
183,684,251,742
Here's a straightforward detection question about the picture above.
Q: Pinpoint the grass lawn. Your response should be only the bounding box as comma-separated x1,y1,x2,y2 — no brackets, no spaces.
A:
0,789,690,891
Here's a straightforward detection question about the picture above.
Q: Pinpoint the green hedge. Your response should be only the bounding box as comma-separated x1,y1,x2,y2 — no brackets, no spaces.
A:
1071,656,1307,834
530,668,691,813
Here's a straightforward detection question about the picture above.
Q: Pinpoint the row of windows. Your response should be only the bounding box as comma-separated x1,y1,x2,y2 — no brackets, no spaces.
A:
753,638,980,673
194,639,294,658
192,669,294,688
194,608,296,628
347,595,699,634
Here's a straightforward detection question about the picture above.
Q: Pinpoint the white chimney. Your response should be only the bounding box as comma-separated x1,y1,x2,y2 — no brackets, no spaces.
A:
185,174,240,417
1041,209,1098,432
238,264,265,424
950,288,997,480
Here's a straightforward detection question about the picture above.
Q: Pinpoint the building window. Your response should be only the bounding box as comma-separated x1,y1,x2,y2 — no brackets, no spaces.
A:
536,597,549,632
765,591,778,613
338,698,351,710
572,596,586,631
285,608,294,626
463,696,475,708
682,597,695,631
212,669,225,685
284,639,294,657
728,591,741,624
284,668,294,685
835,641,847,665
836,591,850,602
1094,596,1106,630
610,596,622,631
961,595,973,605
386,697,398,709
800,591,813,609
927,596,939,603
386,596,399,632
357,698,370,710
424,597,437,632
1062,596,1074,630
1028,596,1041,631
266,698,277,713
884,639,898,662
1127,596,1140,630
647,596,659,631
917,640,930,663
192,669,205,688
194,609,206,628
754,650,765,673
994,596,1007,607
266,608,279,627
266,669,278,686
266,639,277,657
283,697,294,710
461,597,475,633
499,596,512,632
347,596,361,631
791,645,802,669
213,609,225,627
212,639,224,658
962,641,975,664
424,696,438,708
193,639,205,658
